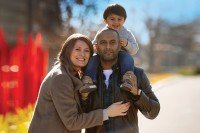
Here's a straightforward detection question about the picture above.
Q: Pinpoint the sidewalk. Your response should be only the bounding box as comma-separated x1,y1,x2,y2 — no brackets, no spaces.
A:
139,76,200,133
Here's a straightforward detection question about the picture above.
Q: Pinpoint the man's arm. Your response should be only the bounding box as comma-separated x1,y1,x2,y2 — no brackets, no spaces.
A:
123,69,160,119
79,93,130,121
134,70,160,119
51,75,103,131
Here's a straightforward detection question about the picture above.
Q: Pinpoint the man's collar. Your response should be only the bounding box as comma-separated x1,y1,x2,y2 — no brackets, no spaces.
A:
99,62,119,71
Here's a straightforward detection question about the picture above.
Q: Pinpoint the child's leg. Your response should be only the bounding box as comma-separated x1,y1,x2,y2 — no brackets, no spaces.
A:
84,54,100,83
119,51,135,92
79,55,99,93
79,75,97,93
118,51,134,75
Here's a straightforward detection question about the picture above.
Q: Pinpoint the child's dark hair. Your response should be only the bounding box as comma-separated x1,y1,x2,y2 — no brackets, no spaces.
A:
103,4,127,20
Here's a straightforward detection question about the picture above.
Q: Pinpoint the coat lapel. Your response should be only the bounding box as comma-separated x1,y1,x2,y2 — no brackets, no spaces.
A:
62,64,83,112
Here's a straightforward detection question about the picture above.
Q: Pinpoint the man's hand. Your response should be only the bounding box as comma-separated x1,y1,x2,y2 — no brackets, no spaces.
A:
106,101,130,117
122,71,141,95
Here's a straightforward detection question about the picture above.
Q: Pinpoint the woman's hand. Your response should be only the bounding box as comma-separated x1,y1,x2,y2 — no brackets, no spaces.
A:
106,101,130,117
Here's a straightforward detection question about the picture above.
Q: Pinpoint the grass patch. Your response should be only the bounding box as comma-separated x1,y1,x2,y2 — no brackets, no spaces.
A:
178,66,200,75
148,73,174,84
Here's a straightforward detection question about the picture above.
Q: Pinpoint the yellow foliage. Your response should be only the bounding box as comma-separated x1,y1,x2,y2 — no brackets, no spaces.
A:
0,104,34,133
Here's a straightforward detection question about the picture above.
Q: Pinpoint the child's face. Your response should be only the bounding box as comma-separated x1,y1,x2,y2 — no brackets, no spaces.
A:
104,14,125,30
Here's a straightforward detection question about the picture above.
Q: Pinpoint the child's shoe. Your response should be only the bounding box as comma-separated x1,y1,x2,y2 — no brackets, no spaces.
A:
79,76,97,93
120,79,133,92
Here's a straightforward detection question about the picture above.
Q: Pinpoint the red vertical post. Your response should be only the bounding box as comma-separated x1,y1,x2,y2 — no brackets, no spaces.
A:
33,32,49,104
0,27,10,114
34,32,42,102
9,29,25,110
1,28,49,114
23,34,37,106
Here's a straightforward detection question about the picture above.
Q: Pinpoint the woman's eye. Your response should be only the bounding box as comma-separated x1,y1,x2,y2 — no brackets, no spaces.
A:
84,50,90,53
75,48,81,51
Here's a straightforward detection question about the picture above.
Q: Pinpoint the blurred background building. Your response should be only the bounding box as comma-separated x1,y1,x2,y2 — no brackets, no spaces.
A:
1,0,200,73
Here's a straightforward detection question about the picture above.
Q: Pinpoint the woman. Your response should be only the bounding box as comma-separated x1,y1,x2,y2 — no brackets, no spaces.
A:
28,33,130,133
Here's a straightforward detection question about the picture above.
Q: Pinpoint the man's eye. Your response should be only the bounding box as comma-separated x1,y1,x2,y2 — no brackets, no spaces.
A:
110,41,116,45
100,41,106,45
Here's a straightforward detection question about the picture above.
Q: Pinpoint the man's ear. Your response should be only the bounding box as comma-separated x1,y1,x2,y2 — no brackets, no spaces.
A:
118,40,121,49
93,44,98,53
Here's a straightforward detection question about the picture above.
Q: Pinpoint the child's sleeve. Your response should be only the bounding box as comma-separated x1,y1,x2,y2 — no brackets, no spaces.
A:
124,30,139,56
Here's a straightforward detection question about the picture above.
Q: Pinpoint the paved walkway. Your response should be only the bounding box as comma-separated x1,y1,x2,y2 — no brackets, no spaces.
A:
139,76,200,133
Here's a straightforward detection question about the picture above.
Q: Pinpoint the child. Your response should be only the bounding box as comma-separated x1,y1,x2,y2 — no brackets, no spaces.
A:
79,4,139,93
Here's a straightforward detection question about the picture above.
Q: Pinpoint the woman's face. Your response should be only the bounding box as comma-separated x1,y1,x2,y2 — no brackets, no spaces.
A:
70,40,91,71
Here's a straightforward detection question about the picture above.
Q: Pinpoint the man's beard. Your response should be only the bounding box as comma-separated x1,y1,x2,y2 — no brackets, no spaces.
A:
99,50,118,62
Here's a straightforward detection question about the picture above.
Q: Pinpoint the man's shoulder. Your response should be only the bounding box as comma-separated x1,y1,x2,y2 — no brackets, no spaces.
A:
134,66,144,71
133,67,149,82
134,66,145,75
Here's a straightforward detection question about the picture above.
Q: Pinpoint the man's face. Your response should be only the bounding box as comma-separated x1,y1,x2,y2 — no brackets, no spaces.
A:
96,30,120,62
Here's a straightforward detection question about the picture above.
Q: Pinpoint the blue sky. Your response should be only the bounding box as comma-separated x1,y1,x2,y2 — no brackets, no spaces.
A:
63,0,200,44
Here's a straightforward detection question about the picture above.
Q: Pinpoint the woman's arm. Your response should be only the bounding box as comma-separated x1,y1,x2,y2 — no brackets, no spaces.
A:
51,74,103,130
51,74,130,131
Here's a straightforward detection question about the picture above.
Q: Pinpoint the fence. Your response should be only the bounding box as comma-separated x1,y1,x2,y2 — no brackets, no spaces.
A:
0,27,48,114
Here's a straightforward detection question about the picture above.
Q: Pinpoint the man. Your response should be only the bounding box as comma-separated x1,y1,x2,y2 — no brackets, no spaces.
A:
81,28,160,133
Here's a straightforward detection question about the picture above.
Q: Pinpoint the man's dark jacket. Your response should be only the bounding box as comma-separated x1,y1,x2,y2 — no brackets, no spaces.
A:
83,65,160,133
